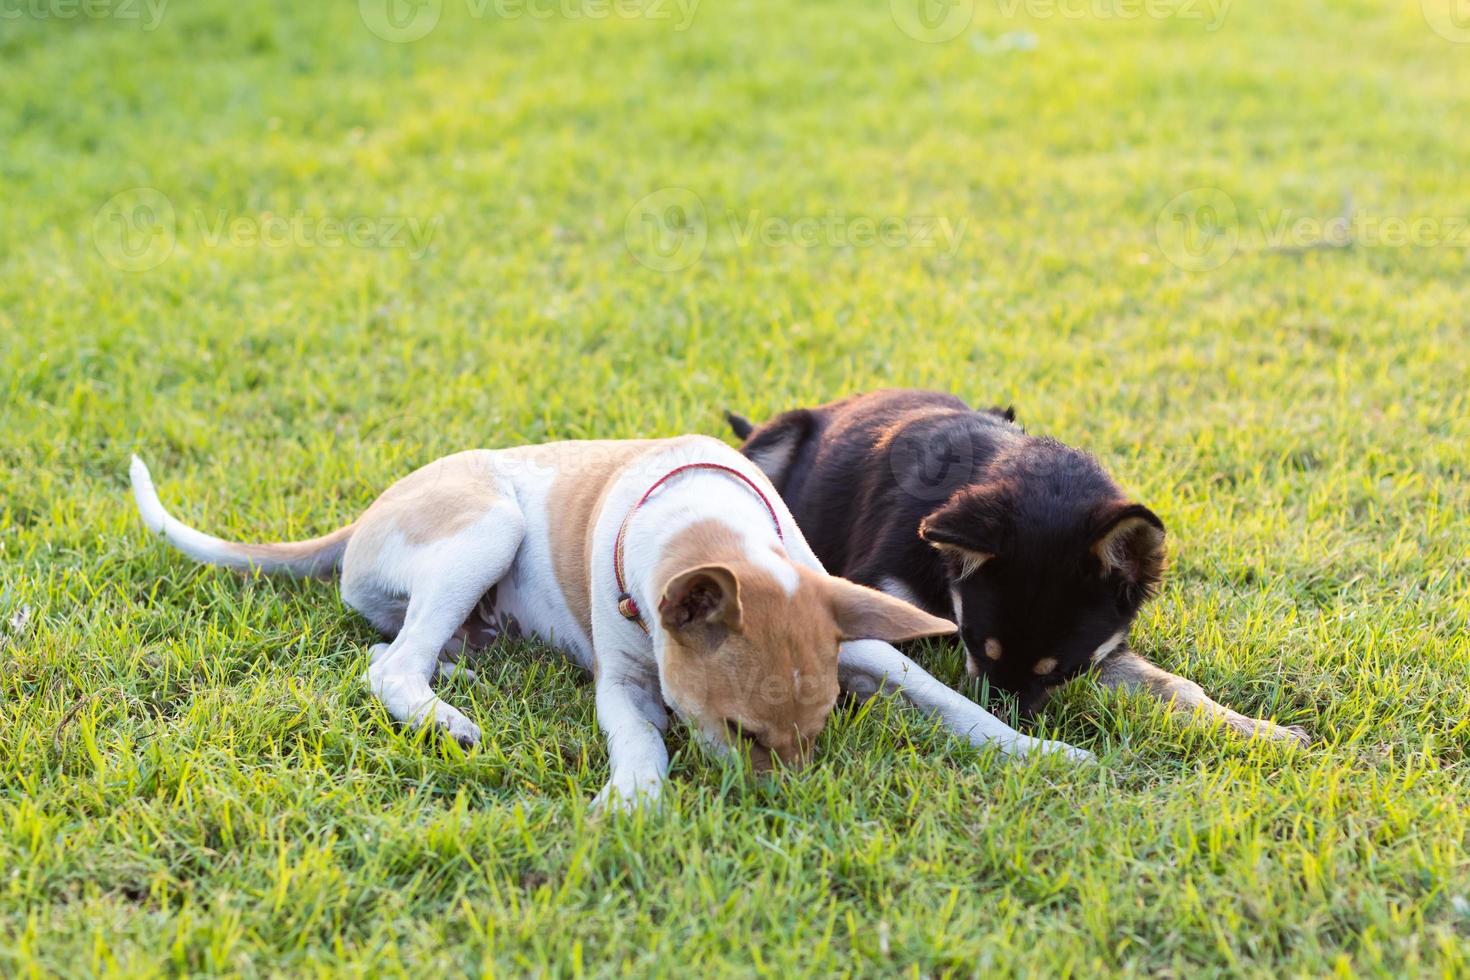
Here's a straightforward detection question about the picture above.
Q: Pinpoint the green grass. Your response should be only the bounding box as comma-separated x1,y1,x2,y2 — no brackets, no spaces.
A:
3,0,1469,973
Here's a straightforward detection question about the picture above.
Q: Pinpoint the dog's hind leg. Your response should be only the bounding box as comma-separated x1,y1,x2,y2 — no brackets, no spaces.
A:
1094,647,1309,745
356,497,526,748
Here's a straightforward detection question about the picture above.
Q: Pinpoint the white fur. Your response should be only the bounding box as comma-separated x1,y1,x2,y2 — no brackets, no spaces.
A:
130,456,274,571
131,456,348,578
835,639,1090,762
1091,630,1126,666
878,576,922,607
746,431,800,481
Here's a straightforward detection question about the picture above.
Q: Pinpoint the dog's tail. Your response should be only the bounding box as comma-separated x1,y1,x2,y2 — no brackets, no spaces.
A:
724,409,755,441
129,455,355,579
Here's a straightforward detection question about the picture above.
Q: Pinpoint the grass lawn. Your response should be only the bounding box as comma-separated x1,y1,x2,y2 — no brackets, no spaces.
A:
3,0,1469,973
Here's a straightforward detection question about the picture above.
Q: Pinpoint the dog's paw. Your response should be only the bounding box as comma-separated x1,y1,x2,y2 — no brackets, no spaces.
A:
1038,738,1096,764
435,709,482,750
409,697,482,749
366,663,481,749
1006,735,1094,765
1260,721,1310,746
1226,712,1310,747
591,775,662,815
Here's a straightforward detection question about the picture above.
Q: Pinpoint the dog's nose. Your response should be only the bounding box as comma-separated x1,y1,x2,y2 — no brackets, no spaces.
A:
1017,685,1057,719
776,749,809,772
766,732,814,772
747,743,775,772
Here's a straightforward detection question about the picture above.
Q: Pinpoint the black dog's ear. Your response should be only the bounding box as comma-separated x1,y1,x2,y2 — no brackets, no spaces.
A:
918,488,1009,579
735,409,814,490
986,404,1017,424
1091,503,1166,596
724,409,754,441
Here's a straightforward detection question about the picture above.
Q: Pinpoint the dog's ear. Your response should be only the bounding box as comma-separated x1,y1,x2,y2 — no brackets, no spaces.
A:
1091,503,1166,596
735,409,813,489
986,404,1017,424
659,564,742,640
825,577,956,643
724,409,755,441
918,488,1008,579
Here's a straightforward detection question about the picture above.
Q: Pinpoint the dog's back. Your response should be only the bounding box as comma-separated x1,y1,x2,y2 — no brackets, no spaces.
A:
728,390,1019,605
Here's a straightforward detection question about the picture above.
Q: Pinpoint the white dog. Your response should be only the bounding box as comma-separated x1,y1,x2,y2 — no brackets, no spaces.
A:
130,436,1090,809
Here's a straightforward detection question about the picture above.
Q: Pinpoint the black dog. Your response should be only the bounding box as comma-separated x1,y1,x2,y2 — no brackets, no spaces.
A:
728,390,1306,743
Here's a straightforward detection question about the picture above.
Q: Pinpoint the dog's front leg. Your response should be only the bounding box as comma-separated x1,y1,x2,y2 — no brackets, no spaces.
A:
1094,647,1309,745
591,669,671,813
839,639,1094,763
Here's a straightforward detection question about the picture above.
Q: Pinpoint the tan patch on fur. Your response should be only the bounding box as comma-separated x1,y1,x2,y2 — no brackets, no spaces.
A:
1092,515,1166,586
528,440,664,638
657,520,839,770
360,451,503,545
341,452,506,607
927,540,991,580
234,522,358,578
1033,656,1058,675
985,638,1003,661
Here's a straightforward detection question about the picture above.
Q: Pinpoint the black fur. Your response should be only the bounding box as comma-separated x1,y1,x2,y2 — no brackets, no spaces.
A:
724,409,755,441
729,389,1165,715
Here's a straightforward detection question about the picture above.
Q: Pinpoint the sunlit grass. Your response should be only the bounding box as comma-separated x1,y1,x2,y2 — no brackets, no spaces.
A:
1,0,1468,973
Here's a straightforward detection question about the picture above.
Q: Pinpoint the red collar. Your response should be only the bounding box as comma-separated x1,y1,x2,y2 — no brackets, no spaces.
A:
613,462,785,633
